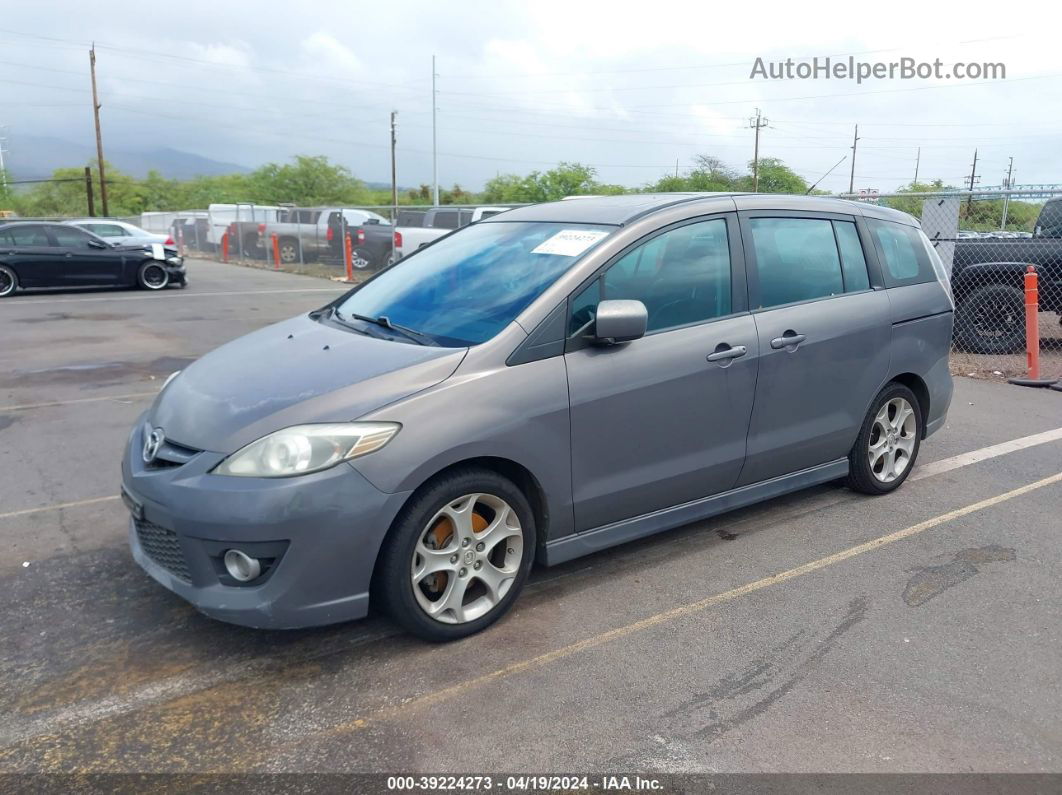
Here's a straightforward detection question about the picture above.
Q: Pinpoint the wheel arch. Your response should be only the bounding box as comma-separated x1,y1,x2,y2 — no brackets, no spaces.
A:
889,372,930,438
389,456,549,549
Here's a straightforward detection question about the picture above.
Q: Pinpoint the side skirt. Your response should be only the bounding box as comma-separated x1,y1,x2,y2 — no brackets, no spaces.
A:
542,458,849,566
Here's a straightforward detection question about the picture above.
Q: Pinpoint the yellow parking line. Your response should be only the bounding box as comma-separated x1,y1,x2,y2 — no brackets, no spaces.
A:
0,495,119,521
325,471,1062,736
0,391,159,413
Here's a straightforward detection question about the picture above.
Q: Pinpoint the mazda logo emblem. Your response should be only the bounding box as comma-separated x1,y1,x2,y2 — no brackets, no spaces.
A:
143,428,165,464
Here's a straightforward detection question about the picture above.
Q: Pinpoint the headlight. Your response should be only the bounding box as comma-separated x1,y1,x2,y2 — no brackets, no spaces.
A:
211,422,400,478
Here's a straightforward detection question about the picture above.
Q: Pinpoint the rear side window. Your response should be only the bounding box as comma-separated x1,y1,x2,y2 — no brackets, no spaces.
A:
4,225,51,246
867,219,934,287
432,211,460,230
84,223,127,237
833,221,871,292
749,218,843,308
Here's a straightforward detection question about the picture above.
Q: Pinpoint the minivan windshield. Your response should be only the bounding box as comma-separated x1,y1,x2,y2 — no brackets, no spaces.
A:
332,221,614,346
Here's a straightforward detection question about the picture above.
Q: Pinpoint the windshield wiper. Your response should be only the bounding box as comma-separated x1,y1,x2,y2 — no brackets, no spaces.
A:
337,308,436,345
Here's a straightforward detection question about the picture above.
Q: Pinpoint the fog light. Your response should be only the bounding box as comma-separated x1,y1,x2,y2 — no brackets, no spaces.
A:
223,549,262,582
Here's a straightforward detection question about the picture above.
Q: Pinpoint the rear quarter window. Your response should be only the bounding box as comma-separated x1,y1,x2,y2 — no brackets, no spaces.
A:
867,219,934,287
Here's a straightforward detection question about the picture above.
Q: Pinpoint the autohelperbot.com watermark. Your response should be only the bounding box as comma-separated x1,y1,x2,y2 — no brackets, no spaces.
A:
750,56,1006,83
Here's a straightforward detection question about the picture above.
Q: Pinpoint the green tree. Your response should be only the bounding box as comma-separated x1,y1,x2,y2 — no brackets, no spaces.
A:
737,158,807,194
483,162,610,203
246,155,369,205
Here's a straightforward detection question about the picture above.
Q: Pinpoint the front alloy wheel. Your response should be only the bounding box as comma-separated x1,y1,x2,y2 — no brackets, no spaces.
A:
374,468,535,641
412,493,524,624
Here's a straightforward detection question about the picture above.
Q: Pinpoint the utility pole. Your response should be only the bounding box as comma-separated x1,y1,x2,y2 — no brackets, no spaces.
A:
965,148,979,211
0,127,8,192
749,108,768,192
84,166,95,216
390,110,398,264
848,123,859,195
89,44,109,216
1001,156,1014,230
913,147,920,186
674,158,679,178
431,54,439,207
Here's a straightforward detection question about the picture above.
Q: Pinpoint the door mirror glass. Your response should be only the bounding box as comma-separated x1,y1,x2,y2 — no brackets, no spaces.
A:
593,299,647,344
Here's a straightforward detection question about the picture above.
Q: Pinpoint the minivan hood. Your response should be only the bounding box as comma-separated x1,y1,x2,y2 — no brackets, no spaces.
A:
151,314,466,453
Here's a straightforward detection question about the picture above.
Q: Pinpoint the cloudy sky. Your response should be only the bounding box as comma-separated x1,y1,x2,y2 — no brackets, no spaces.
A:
1,0,1059,193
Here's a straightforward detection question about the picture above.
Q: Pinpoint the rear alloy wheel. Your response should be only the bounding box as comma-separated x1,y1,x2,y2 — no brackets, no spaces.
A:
138,262,169,291
846,383,921,495
0,265,17,297
352,247,374,270
375,469,535,641
278,238,300,264
953,283,1024,354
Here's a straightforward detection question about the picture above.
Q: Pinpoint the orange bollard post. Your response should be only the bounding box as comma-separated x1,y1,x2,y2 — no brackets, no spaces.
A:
1008,264,1057,387
221,231,229,263
1025,265,1040,381
271,233,281,270
344,231,354,281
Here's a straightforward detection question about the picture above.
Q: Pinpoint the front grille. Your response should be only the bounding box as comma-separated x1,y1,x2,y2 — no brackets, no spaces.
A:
135,519,192,582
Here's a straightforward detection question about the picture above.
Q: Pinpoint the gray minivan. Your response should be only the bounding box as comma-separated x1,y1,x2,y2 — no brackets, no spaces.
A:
122,194,954,640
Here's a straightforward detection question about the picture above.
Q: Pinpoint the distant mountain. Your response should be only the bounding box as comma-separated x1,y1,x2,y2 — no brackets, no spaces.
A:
7,136,251,180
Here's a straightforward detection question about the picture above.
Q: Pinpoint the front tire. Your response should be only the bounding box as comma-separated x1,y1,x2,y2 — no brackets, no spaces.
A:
954,283,1024,354
0,264,17,297
138,262,169,291
846,383,922,495
374,468,535,641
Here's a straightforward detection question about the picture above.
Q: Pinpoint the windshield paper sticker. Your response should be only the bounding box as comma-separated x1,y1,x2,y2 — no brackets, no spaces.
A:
531,229,609,257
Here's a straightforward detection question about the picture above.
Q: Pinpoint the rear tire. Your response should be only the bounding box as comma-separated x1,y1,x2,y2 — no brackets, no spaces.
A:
373,467,535,641
138,262,169,291
846,383,922,495
352,247,375,270
0,265,17,297
953,283,1024,354
278,237,300,264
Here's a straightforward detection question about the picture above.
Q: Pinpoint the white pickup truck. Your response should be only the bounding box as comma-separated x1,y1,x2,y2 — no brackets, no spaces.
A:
393,206,508,260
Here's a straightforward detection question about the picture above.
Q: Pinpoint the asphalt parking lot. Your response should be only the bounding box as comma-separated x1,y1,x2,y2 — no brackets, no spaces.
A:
1,257,1060,774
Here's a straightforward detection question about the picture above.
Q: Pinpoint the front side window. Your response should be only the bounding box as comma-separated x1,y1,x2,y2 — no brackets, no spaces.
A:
334,222,613,347
569,217,732,336
749,218,844,309
50,225,98,249
867,219,934,287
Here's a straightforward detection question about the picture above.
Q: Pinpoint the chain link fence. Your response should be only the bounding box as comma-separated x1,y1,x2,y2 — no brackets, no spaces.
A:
142,203,527,282
846,189,1062,381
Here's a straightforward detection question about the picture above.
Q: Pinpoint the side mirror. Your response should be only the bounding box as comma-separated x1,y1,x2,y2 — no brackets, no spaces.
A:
593,299,648,345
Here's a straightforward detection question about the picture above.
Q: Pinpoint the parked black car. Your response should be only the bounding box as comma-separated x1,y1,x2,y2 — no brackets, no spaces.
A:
952,197,1062,353
0,221,186,298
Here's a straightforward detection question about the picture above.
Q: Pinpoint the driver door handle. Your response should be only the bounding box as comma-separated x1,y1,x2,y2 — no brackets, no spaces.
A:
706,344,747,362
770,331,807,350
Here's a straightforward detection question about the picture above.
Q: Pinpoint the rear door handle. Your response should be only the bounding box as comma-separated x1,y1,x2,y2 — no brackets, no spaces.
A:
706,344,747,362
770,332,807,350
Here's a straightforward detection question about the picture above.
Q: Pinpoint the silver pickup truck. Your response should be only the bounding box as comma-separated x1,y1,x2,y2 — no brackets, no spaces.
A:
258,207,393,268
394,206,509,260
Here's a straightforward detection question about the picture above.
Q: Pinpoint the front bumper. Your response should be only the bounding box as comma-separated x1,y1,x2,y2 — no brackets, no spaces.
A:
122,418,411,629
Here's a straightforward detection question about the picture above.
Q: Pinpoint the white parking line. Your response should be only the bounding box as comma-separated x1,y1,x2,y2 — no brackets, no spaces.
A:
910,427,1062,481
4,287,344,306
